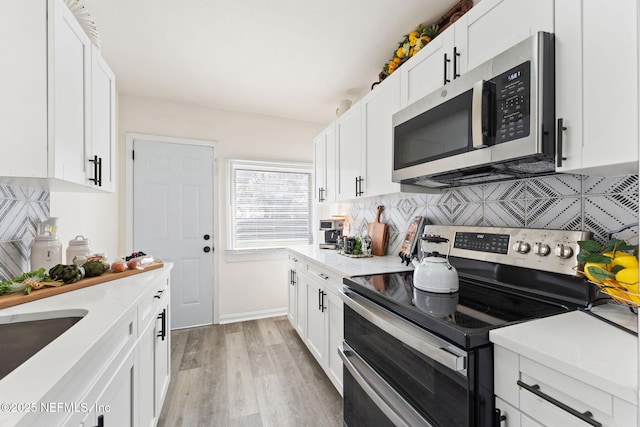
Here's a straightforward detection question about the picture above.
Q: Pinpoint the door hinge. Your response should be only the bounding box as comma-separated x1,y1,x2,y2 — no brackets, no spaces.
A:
132,150,135,160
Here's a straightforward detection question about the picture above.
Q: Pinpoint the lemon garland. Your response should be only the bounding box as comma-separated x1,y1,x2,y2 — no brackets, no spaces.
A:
383,24,439,76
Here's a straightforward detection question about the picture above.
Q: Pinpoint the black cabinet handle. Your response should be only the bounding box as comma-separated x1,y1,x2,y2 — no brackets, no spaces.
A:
321,291,327,312
89,155,99,185
318,288,322,311
95,414,104,427
97,156,102,187
157,308,167,341
453,47,461,79
517,380,602,427
556,118,567,167
444,53,451,85
203,246,211,253
493,408,506,426
355,176,364,197
153,289,164,299
203,234,211,240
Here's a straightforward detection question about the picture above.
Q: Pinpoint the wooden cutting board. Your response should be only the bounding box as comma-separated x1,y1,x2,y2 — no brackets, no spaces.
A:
368,205,388,256
0,261,164,310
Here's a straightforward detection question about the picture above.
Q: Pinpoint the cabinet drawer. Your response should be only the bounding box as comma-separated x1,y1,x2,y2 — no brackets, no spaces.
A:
520,356,611,417
288,253,302,264
139,274,170,329
306,261,341,289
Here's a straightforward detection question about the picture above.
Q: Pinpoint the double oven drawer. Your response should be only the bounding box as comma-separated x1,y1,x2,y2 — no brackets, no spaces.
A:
340,288,480,427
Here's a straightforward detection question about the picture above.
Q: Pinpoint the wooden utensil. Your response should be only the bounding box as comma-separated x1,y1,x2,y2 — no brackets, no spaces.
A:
368,205,388,256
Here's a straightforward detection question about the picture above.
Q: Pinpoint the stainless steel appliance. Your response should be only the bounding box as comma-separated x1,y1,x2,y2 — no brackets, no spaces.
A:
392,32,555,188
340,225,598,427
319,218,344,249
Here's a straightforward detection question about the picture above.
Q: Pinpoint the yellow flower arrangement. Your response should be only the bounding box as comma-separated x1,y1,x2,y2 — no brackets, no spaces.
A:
383,24,439,76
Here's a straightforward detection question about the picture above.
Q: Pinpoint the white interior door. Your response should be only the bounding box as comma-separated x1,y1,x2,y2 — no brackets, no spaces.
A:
133,138,215,329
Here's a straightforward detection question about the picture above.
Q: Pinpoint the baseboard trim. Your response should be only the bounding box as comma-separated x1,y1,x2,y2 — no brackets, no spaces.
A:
218,307,288,324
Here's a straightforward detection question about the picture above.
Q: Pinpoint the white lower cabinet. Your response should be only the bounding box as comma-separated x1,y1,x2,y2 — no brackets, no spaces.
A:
289,252,344,395
287,253,305,336
494,345,636,427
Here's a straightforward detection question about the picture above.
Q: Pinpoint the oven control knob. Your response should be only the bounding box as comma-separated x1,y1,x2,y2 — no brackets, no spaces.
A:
554,244,574,259
533,242,551,256
512,240,530,254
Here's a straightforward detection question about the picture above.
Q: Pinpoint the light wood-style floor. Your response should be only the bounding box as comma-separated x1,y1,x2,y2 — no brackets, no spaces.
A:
158,316,343,427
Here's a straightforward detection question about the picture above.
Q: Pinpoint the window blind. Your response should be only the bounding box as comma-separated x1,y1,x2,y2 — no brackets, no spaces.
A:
229,160,313,250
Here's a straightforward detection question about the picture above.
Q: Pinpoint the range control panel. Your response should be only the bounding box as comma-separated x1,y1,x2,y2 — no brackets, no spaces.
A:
421,225,590,276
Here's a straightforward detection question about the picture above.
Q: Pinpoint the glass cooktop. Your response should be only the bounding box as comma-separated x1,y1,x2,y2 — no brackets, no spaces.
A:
344,270,571,349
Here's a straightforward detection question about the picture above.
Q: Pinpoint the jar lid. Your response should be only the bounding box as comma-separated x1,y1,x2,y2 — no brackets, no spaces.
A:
68,235,91,246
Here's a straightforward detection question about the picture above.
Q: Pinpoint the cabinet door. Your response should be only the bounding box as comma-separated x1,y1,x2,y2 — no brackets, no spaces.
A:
294,271,306,338
89,45,116,192
463,0,553,71
313,134,326,203
138,318,156,427
324,288,343,394
287,267,297,324
362,74,401,198
556,0,639,175
304,277,326,364
84,348,136,427
50,0,90,185
154,302,170,416
336,103,363,201
400,29,454,108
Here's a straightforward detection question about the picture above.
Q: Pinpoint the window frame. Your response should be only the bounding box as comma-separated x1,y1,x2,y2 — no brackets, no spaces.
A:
226,159,313,255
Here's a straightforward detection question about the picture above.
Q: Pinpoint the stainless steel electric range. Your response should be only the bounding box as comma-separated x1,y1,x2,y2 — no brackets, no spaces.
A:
340,225,598,427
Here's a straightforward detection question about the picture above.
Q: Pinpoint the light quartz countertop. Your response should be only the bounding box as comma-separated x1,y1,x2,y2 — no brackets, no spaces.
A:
490,303,638,405
0,264,172,427
287,245,413,278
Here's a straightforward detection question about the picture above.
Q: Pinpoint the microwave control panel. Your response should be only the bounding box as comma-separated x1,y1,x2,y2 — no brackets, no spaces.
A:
493,61,531,144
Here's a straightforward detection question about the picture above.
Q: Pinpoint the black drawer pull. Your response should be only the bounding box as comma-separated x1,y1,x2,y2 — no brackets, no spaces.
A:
517,380,601,427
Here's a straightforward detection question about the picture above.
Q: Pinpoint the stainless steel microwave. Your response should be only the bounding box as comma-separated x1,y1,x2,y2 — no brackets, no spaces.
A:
392,32,555,188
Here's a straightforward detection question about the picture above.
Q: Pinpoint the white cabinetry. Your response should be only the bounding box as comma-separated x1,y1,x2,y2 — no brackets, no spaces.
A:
555,0,639,175
336,103,364,201
288,251,343,395
287,253,305,336
89,45,117,192
399,0,553,108
138,276,171,427
313,124,336,203
0,0,116,191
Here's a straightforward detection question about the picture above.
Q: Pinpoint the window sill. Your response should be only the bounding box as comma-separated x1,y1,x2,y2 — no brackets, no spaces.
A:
224,248,289,263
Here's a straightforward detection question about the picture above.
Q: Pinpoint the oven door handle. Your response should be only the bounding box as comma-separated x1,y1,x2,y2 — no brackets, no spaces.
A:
339,343,435,427
340,288,466,374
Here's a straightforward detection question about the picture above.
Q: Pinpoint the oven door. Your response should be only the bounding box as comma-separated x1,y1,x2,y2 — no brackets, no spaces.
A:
340,288,473,427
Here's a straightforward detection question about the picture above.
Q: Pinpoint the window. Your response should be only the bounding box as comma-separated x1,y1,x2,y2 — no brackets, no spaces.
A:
228,159,313,250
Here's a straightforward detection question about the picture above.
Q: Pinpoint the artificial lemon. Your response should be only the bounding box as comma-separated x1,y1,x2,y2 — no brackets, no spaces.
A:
615,267,639,285
583,262,609,284
611,253,639,269
396,47,405,59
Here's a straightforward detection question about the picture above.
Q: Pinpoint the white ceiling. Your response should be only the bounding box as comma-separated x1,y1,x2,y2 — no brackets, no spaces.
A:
82,0,458,124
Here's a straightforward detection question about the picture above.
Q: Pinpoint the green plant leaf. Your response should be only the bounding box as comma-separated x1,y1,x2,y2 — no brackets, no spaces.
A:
610,265,626,274
582,253,613,264
586,265,613,280
577,240,601,252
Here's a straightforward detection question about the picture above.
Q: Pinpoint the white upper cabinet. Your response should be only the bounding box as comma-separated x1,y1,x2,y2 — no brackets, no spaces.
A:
313,123,336,203
463,0,554,71
0,0,116,192
555,0,639,175
361,73,402,197
89,45,117,192
400,0,553,109
335,103,364,201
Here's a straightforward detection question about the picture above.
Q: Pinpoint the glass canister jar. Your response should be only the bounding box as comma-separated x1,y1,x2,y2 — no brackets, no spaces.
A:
66,235,93,264
30,234,62,271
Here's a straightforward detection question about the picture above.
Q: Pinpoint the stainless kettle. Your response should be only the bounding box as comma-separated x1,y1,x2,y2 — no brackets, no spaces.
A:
411,235,459,293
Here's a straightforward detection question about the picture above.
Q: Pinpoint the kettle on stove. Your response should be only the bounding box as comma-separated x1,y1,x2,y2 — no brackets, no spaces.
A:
411,235,459,293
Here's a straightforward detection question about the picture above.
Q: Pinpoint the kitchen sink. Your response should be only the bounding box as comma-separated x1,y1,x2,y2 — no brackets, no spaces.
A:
0,310,87,380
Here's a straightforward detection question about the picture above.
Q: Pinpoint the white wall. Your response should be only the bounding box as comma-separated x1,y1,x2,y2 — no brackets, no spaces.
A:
117,94,324,320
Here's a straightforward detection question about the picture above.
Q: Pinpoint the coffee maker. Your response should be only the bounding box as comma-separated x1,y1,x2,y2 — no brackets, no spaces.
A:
319,218,344,249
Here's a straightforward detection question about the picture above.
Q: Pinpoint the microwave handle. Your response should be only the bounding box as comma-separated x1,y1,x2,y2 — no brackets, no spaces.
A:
472,80,494,149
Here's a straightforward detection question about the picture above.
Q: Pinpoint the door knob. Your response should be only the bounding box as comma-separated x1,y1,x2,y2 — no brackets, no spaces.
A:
203,234,211,240
204,246,211,253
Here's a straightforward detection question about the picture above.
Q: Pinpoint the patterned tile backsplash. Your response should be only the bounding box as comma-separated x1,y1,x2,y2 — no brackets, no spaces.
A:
0,185,50,281
331,174,639,256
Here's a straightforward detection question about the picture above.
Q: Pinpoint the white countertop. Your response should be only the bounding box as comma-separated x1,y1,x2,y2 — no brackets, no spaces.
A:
0,264,172,426
490,304,638,404
288,245,413,277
